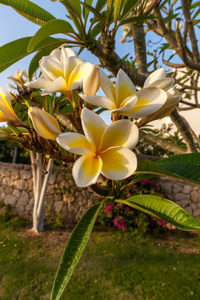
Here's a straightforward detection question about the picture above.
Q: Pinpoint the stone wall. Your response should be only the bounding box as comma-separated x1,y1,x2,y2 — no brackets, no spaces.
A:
0,162,98,223
0,162,200,222
157,177,200,219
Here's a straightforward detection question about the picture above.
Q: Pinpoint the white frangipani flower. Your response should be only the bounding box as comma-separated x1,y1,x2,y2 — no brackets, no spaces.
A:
0,87,21,123
138,68,181,127
57,108,139,187
80,68,167,118
25,47,91,96
28,107,61,140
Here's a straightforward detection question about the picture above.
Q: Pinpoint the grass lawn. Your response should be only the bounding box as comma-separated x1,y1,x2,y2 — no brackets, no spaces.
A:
0,220,200,300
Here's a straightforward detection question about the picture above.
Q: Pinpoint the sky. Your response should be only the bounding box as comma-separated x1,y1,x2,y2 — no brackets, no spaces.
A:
0,0,200,135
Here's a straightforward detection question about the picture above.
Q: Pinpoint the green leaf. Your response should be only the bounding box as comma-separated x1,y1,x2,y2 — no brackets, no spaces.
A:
60,0,83,34
81,1,107,25
116,195,200,230
0,37,32,72
83,0,93,23
28,19,75,52
119,0,140,22
0,0,55,26
0,36,64,73
114,0,123,24
133,157,200,185
51,202,103,300
120,14,155,25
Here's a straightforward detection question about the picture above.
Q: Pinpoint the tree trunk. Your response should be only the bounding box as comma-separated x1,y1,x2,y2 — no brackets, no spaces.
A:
30,151,54,233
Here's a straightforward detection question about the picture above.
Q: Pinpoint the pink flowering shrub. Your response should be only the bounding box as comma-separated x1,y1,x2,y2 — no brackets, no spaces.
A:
98,179,167,234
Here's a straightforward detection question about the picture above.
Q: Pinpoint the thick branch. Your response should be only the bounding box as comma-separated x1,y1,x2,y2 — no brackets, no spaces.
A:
139,130,187,154
181,0,199,63
170,108,197,152
154,7,200,72
87,38,146,87
132,22,147,74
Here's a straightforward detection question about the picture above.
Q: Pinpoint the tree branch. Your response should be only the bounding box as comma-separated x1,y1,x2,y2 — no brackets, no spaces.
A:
132,22,147,74
139,130,187,154
181,0,199,63
87,37,146,87
170,108,197,152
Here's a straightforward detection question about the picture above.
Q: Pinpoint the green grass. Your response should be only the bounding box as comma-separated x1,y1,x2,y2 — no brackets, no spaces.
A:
0,221,200,300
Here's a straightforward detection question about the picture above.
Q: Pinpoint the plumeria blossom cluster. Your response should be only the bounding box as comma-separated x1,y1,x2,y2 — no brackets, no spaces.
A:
0,46,180,189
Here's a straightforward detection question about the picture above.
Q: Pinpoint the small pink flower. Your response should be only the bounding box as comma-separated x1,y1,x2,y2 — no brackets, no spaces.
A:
126,193,132,198
104,204,114,214
135,218,138,222
141,179,150,185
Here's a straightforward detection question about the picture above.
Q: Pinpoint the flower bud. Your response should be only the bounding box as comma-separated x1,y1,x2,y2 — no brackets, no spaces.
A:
0,87,20,123
83,64,101,95
28,107,61,140
0,129,11,140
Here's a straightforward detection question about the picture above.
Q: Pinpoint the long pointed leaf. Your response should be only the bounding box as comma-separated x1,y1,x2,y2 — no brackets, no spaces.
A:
81,1,107,25
133,159,200,185
114,0,123,24
60,0,83,34
119,0,140,21
0,36,65,73
28,19,75,52
0,0,55,26
51,202,103,300
116,195,200,230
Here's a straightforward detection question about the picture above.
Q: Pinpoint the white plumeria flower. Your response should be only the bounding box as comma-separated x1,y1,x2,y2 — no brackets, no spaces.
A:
7,69,29,87
25,47,91,96
83,64,101,95
0,87,21,123
138,68,181,126
57,108,139,187
80,68,167,118
28,107,61,140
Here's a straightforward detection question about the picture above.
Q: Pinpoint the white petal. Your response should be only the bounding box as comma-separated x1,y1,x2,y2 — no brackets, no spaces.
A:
61,47,78,60
40,56,64,80
147,78,174,90
64,56,84,85
110,95,137,114
41,76,67,95
80,94,116,110
57,132,94,155
101,147,137,180
83,64,101,95
125,87,167,118
81,107,107,150
72,155,103,187
25,78,51,89
100,69,116,101
143,68,166,88
100,119,139,151
115,69,136,106
68,62,92,90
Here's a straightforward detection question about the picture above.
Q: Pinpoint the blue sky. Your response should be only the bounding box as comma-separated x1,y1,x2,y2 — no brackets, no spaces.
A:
0,1,200,134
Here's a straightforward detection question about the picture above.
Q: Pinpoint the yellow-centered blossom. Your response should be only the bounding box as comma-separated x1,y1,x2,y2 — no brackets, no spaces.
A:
57,108,139,187
25,47,91,95
80,68,167,118
28,107,61,140
0,87,21,123
138,68,181,126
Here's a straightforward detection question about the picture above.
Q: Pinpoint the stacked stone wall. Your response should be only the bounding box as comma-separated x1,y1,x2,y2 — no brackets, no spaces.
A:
0,162,98,223
0,162,200,222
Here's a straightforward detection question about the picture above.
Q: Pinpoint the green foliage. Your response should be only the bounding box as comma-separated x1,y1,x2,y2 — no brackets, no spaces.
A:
0,0,55,25
132,153,200,186
117,195,200,231
0,201,28,228
0,141,30,164
27,19,76,52
51,202,103,300
98,180,167,235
